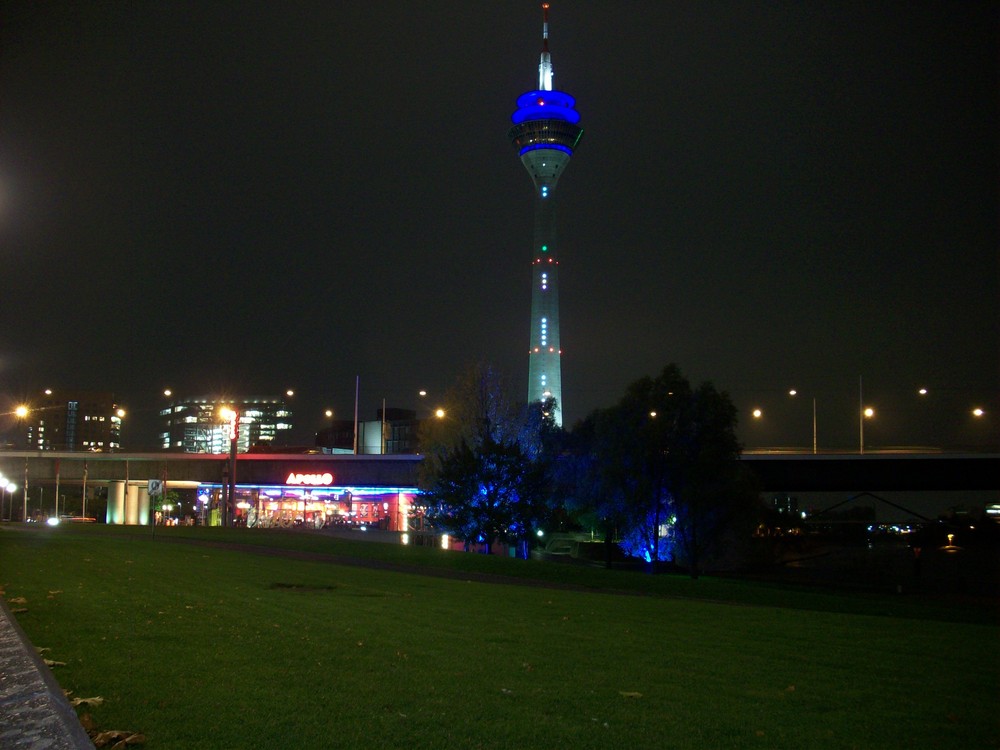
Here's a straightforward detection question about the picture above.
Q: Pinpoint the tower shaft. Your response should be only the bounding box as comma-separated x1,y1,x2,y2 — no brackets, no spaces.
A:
508,4,582,427
524,149,570,425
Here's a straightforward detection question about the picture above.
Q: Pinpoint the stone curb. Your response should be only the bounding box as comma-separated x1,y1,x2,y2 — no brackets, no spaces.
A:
0,595,95,749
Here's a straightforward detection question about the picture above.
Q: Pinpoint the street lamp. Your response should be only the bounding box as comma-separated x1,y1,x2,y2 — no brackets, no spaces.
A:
788,389,817,454
219,406,240,527
860,406,875,453
3,481,16,521
114,408,126,451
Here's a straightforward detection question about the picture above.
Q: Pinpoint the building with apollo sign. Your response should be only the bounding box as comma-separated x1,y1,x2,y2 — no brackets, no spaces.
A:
0,451,423,531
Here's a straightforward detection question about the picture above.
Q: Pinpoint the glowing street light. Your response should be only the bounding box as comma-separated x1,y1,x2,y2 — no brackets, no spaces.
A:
972,408,984,417
113,408,126,451
860,404,875,454
435,408,446,419
218,406,240,527
3,481,16,522
788,388,818,454
752,408,763,419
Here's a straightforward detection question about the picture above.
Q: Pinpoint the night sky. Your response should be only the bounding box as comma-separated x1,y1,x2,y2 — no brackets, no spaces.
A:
1,1,997,450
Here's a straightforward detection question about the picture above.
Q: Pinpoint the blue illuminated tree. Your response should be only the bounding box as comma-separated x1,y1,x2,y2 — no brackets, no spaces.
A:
424,428,547,554
419,362,553,555
574,364,756,576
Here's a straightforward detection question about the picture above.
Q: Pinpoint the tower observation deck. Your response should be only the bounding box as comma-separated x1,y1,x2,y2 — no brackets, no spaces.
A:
508,3,582,428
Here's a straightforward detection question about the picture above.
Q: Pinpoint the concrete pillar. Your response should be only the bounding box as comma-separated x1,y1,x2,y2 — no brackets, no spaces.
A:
107,481,125,525
125,483,139,525
137,486,151,525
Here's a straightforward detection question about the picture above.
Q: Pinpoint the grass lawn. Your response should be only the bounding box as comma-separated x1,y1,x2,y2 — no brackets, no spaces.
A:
1,524,997,749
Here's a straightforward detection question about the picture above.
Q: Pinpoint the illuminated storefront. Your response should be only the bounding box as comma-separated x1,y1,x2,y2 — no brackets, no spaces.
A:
196,464,419,530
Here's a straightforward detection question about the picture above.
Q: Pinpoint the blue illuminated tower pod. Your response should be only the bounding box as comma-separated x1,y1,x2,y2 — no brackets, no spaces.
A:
508,3,582,428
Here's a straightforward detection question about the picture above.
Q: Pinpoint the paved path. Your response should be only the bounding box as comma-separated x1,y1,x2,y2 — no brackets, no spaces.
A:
0,596,94,749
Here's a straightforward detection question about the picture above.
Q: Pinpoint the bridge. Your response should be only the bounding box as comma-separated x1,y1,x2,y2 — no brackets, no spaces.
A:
0,450,996,522
741,452,999,492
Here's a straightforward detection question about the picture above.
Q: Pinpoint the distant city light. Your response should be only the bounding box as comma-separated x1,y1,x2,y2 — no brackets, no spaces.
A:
788,389,797,396
918,388,928,395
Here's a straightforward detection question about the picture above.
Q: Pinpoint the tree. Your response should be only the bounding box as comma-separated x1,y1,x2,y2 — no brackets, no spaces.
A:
418,362,554,556
574,364,757,576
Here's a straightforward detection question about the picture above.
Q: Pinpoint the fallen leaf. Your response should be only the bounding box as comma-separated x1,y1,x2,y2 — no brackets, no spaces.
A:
44,658,67,667
7,596,27,605
92,730,139,748
71,696,105,707
619,691,643,698
48,590,63,595
11,607,28,613
785,685,796,692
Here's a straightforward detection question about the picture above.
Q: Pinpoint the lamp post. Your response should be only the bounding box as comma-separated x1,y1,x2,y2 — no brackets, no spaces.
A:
4,482,15,522
116,408,126,450
860,406,875,454
220,406,240,527
16,406,29,522
788,389,817,454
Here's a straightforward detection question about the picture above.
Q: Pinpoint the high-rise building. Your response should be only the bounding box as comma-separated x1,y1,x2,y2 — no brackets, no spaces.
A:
159,395,293,453
508,3,582,427
17,390,123,451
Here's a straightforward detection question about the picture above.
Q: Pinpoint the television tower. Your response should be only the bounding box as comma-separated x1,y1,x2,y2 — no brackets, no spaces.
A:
508,3,582,428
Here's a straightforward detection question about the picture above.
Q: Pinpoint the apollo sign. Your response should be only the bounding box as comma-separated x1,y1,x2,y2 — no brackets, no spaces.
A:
285,472,334,486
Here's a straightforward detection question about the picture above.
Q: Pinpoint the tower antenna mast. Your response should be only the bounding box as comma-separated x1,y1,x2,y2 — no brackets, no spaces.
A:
539,3,553,91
